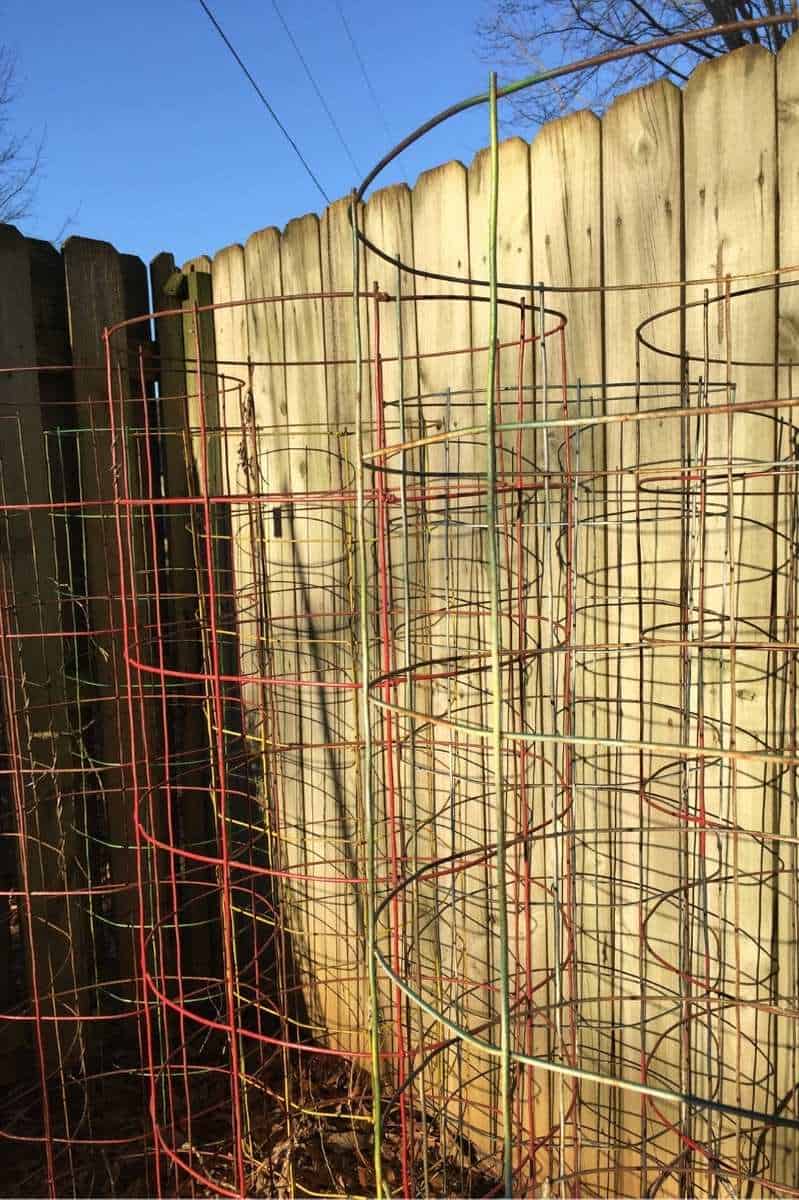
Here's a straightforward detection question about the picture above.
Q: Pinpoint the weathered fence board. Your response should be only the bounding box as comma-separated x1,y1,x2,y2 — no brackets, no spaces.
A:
467,135,535,1167
0,226,83,1076
244,226,288,494
149,251,218,991
684,43,779,1194
239,225,300,1047
775,32,799,1180
319,196,370,1054
602,77,684,1198
280,211,361,1050
412,157,495,1158
62,236,141,998
530,108,604,1186
779,27,799,411
210,245,250,716
362,180,423,1108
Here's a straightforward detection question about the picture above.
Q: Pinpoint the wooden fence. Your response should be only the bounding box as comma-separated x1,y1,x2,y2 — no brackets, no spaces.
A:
0,32,798,1193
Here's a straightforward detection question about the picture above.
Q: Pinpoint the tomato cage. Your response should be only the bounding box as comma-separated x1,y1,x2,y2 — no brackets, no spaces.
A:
106,288,398,1199
0,358,152,1197
360,273,799,1199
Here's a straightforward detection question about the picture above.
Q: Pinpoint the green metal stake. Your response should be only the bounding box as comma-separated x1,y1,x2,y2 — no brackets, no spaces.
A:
350,194,385,1198
485,70,514,1197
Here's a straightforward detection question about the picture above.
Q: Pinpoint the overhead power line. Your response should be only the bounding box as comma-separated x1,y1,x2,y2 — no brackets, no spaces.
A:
271,0,362,178
196,0,331,206
333,0,393,141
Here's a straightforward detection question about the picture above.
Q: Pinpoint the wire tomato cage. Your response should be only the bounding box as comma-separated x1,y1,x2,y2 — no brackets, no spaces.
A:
355,271,799,1198
106,290,402,1199
347,34,799,1196
0,362,153,1197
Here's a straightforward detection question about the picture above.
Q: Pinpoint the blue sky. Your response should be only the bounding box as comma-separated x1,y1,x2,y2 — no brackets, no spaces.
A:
3,0,526,266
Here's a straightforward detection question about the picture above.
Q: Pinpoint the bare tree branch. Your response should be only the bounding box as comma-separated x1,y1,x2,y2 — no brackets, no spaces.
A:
477,0,798,125
0,45,42,224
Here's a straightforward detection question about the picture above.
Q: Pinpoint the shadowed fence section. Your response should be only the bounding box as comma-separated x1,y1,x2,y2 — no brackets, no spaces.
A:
0,229,159,1194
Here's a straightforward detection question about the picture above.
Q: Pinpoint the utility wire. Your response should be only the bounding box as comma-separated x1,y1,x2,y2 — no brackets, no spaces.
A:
270,0,362,177
196,0,331,205
332,0,393,141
